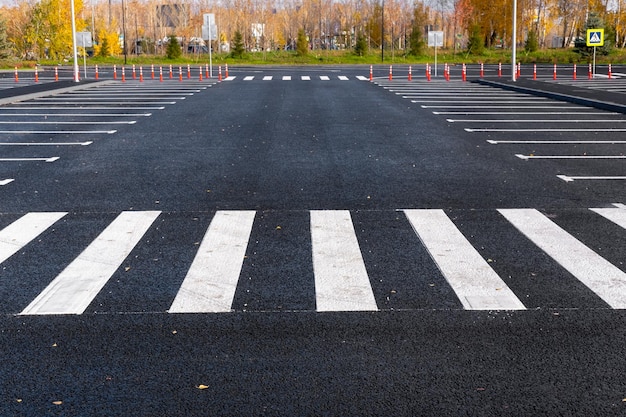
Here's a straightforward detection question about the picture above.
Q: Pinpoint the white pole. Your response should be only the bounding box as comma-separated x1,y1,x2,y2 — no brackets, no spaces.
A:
511,0,517,81
70,0,80,82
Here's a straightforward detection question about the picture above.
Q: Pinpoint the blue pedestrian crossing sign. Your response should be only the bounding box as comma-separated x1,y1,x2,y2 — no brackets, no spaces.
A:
586,29,604,46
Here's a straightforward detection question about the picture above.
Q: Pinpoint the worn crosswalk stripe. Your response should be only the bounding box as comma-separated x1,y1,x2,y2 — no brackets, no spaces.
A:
590,207,626,230
311,210,378,312
20,211,161,315
169,211,256,313
499,208,626,309
404,209,526,310
0,212,67,264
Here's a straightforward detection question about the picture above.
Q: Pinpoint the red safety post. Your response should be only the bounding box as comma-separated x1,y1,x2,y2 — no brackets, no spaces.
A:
369,65,373,81
498,62,502,77
480,62,484,78
517,62,521,78
588,63,593,79
389,65,393,81
533,64,537,80
608,63,612,79
462,63,467,82
218,65,222,82
121,66,126,82
225,63,229,78
408,65,412,81
159,66,163,82
34,66,38,82
186,64,191,79
573,64,577,80
199,66,203,81
95,64,99,80
139,66,144,82
54,66,59,81
169,65,173,79
206,63,210,79
14,67,18,82
132,64,136,80
445,63,450,81
179,66,183,82
553,63,557,80
426,64,431,81
113,65,117,80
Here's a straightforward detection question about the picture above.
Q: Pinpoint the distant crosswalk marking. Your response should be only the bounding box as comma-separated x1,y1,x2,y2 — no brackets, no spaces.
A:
404,209,526,310
169,211,256,313
283,76,292,81
0,212,67,264
320,76,330,81
20,211,161,315
499,208,626,309
302,76,311,81
311,210,378,312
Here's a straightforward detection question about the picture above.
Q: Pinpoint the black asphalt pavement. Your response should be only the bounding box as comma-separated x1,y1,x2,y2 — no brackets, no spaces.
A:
0,65,625,416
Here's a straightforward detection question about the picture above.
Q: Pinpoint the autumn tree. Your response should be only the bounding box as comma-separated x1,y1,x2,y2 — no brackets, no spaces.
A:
0,16,12,59
296,28,308,56
408,3,428,56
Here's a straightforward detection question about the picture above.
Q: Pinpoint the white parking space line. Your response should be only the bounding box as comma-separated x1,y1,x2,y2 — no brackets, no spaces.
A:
263,76,273,80
488,140,626,144
404,209,525,310
283,76,292,80
20,211,161,315
0,113,151,117
590,207,626,230
338,76,349,80
29,100,178,105
320,76,330,81
449,119,626,123
557,175,626,182
421,105,586,109
311,210,378,312
0,120,136,125
499,208,626,309
301,76,311,81
434,111,614,115
0,106,166,110
0,212,67,264
169,211,256,314
0,130,116,134
0,142,92,146
243,76,254,81
466,128,626,132
0,157,59,162
0,179,14,186
517,154,626,160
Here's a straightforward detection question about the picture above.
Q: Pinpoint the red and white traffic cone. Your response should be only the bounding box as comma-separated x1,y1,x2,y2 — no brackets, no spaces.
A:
199,66,203,81
608,64,612,79
151,64,155,80
169,65,173,79
54,66,59,81
132,64,136,80
389,65,393,81
498,62,502,77
573,64,577,80
480,62,484,78
113,65,117,80
225,63,229,78
179,66,183,82
95,64,99,80
533,64,537,80
426,64,431,81
553,63,557,80
369,65,373,82
517,62,521,78
408,65,412,81
14,67,18,82
187,64,191,79
121,66,126,82
34,66,39,82
588,63,593,79
159,66,163,82
206,63,210,78
462,63,467,82
218,65,222,82
139,66,144,82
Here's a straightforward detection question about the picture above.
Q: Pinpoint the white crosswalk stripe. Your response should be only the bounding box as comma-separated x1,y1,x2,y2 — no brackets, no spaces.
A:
0,207,625,315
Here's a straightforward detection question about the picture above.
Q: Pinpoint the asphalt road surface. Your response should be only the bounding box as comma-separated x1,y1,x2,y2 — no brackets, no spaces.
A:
1,65,625,416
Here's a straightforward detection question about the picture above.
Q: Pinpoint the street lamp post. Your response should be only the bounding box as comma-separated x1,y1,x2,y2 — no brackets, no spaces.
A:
511,0,517,81
70,0,79,82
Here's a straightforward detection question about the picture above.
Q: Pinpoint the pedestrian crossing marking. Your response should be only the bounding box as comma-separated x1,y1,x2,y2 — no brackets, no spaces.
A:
0,212,67,264
499,208,626,309
2,207,626,315
20,211,161,315
169,211,256,313
404,209,526,310
311,210,378,312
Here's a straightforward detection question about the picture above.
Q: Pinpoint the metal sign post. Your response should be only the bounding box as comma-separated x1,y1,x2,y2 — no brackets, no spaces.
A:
203,14,217,78
77,32,93,79
428,31,443,77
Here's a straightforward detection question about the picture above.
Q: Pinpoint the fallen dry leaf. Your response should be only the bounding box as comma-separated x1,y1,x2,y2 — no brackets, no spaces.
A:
197,384,209,390
52,400,63,405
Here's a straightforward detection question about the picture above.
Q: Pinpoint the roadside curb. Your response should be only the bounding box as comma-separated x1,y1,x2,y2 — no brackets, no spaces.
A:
0,80,116,106
475,78,626,114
